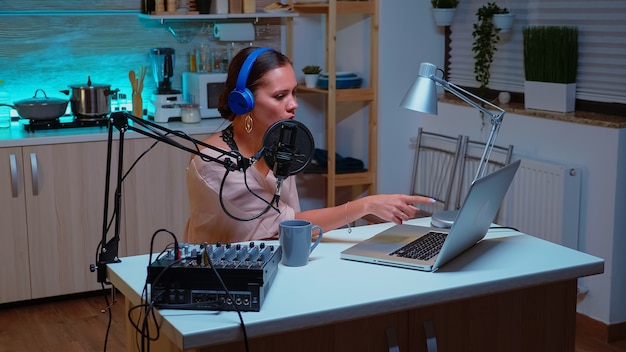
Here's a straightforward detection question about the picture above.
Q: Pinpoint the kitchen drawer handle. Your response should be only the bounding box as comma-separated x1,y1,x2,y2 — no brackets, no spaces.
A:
30,152,39,196
386,327,400,352
424,320,438,352
10,154,18,198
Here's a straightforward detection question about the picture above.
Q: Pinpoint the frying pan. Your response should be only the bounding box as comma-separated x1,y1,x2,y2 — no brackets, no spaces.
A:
0,89,69,120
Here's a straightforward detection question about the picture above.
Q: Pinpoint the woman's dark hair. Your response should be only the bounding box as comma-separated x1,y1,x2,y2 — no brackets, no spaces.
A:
218,47,292,121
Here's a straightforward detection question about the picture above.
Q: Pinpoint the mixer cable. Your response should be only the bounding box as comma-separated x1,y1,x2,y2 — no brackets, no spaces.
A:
127,230,250,352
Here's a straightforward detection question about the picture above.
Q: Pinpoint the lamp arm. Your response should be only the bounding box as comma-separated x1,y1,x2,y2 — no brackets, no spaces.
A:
430,76,506,181
430,75,505,125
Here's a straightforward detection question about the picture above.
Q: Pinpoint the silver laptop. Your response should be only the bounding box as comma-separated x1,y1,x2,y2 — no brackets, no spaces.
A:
341,159,521,272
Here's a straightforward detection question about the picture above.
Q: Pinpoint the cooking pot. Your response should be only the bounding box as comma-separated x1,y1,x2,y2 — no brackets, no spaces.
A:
0,89,69,120
63,76,118,119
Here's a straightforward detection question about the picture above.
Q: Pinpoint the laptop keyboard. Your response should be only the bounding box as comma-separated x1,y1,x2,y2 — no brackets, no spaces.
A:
390,231,448,261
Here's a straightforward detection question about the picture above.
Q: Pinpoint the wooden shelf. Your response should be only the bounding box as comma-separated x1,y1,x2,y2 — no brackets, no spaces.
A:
298,85,375,102
138,11,298,21
289,0,378,207
293,1,375,14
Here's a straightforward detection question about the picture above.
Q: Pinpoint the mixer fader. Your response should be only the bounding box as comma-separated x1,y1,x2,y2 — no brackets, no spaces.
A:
147,241,281,312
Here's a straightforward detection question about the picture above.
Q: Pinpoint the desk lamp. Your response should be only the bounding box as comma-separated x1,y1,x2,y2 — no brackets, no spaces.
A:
401,62,505,228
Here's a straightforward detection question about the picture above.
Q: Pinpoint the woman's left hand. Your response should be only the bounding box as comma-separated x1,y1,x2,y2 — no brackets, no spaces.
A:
364,194,435,225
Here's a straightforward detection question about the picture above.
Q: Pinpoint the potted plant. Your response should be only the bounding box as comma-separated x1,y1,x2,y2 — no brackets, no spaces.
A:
431,0,459,26
523,26,578,112
302,65,322,88
471,2,508,97
492,7,514,32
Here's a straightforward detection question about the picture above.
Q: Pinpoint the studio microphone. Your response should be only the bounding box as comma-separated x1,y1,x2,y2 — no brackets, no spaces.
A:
261,120,315,205
273,121,298,181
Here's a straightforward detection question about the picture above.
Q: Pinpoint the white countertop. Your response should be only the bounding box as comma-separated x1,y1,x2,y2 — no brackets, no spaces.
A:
107,217,604,350
0,116,229,148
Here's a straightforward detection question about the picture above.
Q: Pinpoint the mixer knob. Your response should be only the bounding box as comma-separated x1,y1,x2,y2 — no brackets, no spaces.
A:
236,245,249,261
223,245,237,262
248,246,261,261
212,245,225,261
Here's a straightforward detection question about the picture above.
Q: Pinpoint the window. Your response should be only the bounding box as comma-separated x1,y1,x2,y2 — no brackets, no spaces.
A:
447,0,626,112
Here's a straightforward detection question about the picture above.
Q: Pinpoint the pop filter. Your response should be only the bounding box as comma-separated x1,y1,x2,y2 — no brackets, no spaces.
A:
262,120,315,179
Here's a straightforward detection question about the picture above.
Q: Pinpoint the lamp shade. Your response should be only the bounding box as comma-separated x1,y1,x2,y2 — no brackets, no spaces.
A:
400,62,439,115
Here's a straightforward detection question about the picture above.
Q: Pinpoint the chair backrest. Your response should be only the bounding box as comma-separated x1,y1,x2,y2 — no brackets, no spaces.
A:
452,138,514,210
410,128,465,215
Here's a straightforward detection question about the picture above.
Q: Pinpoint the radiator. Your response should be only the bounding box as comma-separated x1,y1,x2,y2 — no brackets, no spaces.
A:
496,157,582,249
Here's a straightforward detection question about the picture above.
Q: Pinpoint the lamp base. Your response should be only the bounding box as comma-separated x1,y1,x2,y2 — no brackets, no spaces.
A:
430,210,458,229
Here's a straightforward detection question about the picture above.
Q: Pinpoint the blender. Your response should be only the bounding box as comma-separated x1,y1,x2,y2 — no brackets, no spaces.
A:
148,47,183,122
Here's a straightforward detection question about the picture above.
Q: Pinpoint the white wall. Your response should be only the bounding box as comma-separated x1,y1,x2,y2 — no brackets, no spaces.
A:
292,0,626,326
378,1,445,196
376,1,626,326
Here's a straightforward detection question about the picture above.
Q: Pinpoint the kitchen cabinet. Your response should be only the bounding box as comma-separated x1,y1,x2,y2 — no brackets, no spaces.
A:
0,147,31,303
0,132,212,303
0,142,112,303
288,0,379,207
122,133,211,256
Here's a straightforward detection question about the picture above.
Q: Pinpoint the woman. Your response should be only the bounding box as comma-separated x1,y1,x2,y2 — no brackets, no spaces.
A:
183,47,434,244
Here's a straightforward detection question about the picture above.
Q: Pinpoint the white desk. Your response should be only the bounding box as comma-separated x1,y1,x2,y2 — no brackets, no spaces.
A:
108,218,604,352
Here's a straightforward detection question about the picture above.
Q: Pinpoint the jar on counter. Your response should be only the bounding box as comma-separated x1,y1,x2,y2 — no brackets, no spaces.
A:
181,104,201,123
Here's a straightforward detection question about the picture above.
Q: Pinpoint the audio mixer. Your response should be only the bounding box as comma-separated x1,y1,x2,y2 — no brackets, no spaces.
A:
147,242,281,312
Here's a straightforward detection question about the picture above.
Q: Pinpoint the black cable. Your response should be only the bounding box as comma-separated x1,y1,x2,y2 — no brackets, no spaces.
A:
96,122,265,351
201,244,250,352
218,168,278,222
100,282,113,352
123,230,247,351
97,135,165,267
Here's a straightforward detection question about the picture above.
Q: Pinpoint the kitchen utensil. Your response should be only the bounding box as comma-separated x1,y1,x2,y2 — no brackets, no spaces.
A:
138,66,146,93
0,89,69,120
130,67,146,118
64,76,118,119
129,70,137,92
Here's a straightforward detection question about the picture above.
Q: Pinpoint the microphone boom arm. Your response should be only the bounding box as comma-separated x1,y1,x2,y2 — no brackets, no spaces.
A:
94,111,258,283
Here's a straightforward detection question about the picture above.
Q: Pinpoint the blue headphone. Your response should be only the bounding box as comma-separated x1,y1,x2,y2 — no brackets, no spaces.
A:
227,47,273,115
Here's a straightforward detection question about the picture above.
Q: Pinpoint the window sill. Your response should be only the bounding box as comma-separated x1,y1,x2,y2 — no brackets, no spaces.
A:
439,93,626,129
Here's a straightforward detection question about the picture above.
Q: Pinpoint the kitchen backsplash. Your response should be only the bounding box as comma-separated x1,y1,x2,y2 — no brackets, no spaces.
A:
0,0,281,116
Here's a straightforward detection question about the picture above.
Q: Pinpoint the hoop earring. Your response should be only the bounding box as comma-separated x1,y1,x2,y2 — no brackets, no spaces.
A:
245,115,253,133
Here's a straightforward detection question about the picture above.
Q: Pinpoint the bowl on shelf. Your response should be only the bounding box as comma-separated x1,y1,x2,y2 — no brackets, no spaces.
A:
317,72,363,89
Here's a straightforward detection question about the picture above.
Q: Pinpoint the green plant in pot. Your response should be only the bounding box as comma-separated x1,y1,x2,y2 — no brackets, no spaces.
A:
302,65,322,88
431,0,459,8
302,65,322,75
523,26,578,112
431,0,459,26
472,2,509,97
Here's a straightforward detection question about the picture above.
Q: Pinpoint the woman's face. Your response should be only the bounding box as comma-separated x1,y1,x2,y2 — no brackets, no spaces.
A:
251,64,299,133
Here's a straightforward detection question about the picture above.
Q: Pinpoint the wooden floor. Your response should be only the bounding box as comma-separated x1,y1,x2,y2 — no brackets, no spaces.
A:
1,290,625,352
